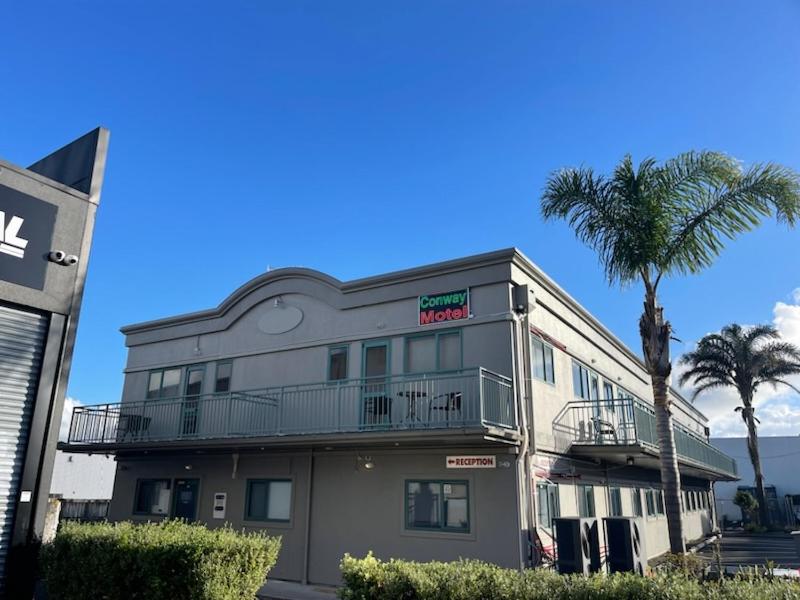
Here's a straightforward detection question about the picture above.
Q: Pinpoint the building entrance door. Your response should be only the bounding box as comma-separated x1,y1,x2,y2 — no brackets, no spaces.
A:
172,479,199,520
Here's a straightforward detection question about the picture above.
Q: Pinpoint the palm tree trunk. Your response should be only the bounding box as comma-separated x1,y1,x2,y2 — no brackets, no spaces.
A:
640,282,686,554
742,404,770,527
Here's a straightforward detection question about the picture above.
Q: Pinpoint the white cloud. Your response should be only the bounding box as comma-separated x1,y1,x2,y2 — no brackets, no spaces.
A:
59,397,82,442
676,288,800,438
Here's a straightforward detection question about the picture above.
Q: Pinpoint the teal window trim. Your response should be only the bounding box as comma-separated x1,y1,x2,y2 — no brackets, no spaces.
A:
577,484,595,518
403,328,463,374
327,345,349,382
631,488,643,517
531,335,556,385
536,482,560,528
404,479,470,533
609,486,623,516
146,367,183,400
132,478,171,516
362,338,392,378
214,360,233,393
244,478,293,523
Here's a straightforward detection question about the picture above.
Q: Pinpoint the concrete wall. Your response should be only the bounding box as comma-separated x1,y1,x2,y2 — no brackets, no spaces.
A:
50,450,116,500
711,436,800,523
534,453,714,560
510,263,709,452
110,446,521,586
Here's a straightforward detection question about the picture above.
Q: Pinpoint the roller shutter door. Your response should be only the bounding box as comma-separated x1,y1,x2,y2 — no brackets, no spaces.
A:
0,304,48,586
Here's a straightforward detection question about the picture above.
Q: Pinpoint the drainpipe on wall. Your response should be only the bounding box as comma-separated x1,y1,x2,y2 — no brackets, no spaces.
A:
303,448,314,584
511,304,535,569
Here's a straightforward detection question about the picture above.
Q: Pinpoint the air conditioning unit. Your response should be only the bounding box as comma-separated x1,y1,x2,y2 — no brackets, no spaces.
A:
553,517,601,575
604,517,647,575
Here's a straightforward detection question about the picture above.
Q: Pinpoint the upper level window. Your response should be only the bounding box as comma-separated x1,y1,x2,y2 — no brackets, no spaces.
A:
405,331,461,374
536,482,560,528
572,362,599,400
146,368,181,399
328,346,348,381
214,361,232,393
405,480,469,532
531,337,555,384
578,484,595,518
603,381,614,401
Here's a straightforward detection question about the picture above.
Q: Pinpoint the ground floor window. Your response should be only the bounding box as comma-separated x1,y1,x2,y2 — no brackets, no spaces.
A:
133,479,171,515
536,482,560,528
645,488,664,517
245,479,292,522
609,487,623,516
405,480,469,532
631,488,643,517
578,484,595,518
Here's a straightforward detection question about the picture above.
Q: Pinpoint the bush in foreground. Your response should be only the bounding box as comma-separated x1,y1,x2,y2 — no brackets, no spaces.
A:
41,520,281,600
339,553,800,600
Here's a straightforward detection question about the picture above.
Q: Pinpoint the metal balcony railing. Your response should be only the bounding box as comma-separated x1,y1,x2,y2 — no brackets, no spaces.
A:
67,367,516,445
553,398,737,478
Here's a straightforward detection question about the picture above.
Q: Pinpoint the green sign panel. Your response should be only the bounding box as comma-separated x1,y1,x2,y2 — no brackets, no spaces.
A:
418,289,469,325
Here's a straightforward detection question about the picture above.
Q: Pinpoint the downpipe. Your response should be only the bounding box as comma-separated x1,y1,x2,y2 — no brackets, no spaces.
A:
510,311,535,569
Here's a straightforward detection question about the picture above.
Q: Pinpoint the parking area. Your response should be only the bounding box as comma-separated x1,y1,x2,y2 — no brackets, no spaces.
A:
696,531,800,570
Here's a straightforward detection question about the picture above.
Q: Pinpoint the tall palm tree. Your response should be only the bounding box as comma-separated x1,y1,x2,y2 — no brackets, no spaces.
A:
541,151,800,553
679,324,800,527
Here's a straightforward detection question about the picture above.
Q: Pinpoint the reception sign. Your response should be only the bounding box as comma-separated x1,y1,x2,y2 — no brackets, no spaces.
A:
418,289,469,326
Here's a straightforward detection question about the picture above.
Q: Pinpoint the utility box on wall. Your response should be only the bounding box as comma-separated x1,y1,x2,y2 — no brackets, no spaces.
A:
0,129,109,595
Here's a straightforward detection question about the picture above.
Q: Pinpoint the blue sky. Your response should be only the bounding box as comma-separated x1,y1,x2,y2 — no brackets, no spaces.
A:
2,1,799,434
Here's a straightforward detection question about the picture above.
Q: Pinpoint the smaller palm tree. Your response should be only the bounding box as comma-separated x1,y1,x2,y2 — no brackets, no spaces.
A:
679,324,800,527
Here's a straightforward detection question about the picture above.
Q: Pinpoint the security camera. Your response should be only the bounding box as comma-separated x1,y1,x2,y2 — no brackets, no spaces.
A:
63,255,79,266
48,250,66,263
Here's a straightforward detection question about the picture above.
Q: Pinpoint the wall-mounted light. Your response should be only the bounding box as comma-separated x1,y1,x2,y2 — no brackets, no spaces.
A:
184,465,193,471
626,456,634,466
357,454,375,470
274,296,283,308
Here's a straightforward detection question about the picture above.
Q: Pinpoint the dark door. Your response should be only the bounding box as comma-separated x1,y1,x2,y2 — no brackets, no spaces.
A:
173,479,199,520
182,366,204,436
362,341,390,428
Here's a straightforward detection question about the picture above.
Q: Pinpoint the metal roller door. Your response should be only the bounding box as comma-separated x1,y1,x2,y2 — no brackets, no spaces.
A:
0,304,48,584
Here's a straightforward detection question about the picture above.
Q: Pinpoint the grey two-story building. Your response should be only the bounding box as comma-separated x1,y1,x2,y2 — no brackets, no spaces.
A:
62,249,737,584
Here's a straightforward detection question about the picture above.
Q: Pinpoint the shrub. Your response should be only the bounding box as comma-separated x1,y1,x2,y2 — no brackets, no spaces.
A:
340,553,800,600
41,520,281,600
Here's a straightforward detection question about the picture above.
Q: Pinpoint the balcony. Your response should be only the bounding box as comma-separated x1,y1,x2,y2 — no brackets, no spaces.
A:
553,399,737,480
65,368,518,450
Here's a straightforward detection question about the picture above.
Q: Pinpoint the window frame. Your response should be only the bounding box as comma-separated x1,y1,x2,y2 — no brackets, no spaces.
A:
404,479,470,533
327,345,349,382
133,478,172,516
403,329,463,374
631,488,643,517
214,360,233,393
531,336,556,385
244,478,293,523
577,484,595,518
609,486,623,517
536,482,560,528
146,367,183,400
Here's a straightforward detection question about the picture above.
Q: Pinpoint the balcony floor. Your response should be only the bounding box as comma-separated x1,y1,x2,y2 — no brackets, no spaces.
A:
59,423,522,455
567,442,739,481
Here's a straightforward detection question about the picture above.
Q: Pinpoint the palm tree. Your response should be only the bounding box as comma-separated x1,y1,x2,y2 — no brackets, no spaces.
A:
540,151,800,553
679,324,800,527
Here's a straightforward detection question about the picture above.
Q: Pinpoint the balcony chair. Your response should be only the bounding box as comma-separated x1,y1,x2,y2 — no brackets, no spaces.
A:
428,391,462,424
117,413,151,441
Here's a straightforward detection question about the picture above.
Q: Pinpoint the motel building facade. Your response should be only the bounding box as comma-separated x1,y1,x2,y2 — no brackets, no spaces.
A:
61,249,737,585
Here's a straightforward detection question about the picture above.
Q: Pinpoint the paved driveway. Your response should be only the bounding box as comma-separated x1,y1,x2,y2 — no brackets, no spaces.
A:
696,531,800,570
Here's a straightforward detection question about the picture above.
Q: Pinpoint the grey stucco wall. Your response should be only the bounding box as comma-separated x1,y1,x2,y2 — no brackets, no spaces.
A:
110,446,522,586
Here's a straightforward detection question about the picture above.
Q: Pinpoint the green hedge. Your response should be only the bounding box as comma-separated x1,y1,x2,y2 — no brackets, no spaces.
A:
41,520,281,600
339,553,800,600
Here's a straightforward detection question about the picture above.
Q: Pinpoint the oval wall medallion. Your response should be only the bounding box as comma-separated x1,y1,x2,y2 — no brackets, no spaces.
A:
257,305,304,334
